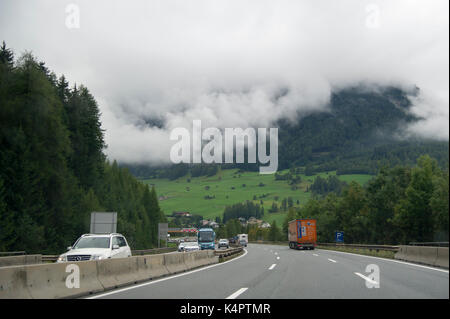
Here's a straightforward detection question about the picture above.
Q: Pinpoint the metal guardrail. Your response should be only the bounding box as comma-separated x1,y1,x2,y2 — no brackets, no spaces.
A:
131,247,177,255
35,242,447,262
42,255,59,262
317,243,399,252
214,247,243,258
0,251,26,256
248,241,399,252
41,247,242,262
409,242,449,247
40,247,178,263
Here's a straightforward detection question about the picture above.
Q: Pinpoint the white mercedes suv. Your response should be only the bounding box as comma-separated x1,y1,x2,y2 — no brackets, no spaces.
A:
56,233,132,262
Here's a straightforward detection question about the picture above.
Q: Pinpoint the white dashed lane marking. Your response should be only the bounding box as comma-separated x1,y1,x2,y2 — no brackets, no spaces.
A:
226,288,248,299
355,272,378,285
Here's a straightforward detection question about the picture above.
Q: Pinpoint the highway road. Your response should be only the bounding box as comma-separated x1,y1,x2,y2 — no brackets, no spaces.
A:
88,243,449,299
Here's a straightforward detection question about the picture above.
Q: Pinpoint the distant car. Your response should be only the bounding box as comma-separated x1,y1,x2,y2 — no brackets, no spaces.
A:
56,233,132,262
229,238,236,244
183,242,200,252
178,242,187,252
218,239,229,249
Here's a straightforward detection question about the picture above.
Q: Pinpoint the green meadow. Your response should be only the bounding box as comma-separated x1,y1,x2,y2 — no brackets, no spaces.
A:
142,169,373,225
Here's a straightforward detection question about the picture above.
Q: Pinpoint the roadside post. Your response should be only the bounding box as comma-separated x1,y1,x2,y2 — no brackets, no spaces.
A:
158,223,168,248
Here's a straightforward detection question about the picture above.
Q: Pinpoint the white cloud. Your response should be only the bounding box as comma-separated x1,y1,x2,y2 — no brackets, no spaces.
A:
0,0,448,164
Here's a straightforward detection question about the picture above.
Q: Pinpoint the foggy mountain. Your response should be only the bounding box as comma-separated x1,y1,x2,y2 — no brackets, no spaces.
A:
124,85,449,178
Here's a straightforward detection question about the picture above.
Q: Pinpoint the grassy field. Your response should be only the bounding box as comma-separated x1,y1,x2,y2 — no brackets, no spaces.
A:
142,168,373,224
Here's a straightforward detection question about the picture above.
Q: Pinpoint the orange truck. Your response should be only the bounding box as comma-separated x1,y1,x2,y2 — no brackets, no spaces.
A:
288,219,317,250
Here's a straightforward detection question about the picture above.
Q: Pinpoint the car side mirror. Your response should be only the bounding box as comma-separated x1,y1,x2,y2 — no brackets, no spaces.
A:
112,244,120,250
67,246,72,251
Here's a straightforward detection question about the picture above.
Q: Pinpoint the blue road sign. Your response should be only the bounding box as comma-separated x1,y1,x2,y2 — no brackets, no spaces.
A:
335,231,344,243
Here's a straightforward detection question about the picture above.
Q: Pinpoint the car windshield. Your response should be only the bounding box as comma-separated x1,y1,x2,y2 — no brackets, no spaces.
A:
73,237,110,249
198,231,213,242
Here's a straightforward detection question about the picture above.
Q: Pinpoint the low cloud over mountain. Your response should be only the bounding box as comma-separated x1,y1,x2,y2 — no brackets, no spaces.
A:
1,0,448,164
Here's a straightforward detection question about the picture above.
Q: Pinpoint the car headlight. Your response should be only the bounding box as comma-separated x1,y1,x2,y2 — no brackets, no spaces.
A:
57,255,67,262
91,254,105,260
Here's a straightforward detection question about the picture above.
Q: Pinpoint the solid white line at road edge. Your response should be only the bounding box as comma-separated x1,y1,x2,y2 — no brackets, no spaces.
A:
86,248,249,299
269,264,276,270
317,249,449,274
226,288,248,299
328,258,337,263
313,254,319,256
354,272,378,285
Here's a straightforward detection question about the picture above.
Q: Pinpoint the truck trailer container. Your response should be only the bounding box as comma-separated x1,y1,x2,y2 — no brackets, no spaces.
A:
288,219,317,250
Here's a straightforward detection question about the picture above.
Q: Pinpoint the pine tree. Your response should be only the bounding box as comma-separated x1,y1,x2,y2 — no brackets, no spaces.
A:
65,85,105,190
0,47,166,253
393,155,437,243
430,168,449,240
0,41,14,68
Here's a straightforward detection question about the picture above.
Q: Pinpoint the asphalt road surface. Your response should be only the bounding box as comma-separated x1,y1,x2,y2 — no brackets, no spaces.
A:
88,243,449,299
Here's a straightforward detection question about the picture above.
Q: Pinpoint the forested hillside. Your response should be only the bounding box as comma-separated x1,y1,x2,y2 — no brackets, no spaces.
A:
210,155,449,244
0,43,165,254
277,87,448,173
294,155,449,244
125,87,448,179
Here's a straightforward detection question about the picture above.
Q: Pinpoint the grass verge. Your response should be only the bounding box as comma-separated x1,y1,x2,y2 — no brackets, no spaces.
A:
317,245,396,259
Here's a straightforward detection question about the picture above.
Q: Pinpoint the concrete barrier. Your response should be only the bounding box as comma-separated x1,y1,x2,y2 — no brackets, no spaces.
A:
163,252,187,274
394,246,408,260
395,245,448,268
0,250,220,298
417,246,438,265
0,255,42,267
0,265,31,298
435,247,449,268
25,261,103,299
96,257,140,290
182,251,208,269
200,250,217,266
182,251,199,269
396,246,421,264
206,250,219,264
136,254,169,281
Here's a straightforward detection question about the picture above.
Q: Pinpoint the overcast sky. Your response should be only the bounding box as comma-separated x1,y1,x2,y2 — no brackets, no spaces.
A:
0,0,448,165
